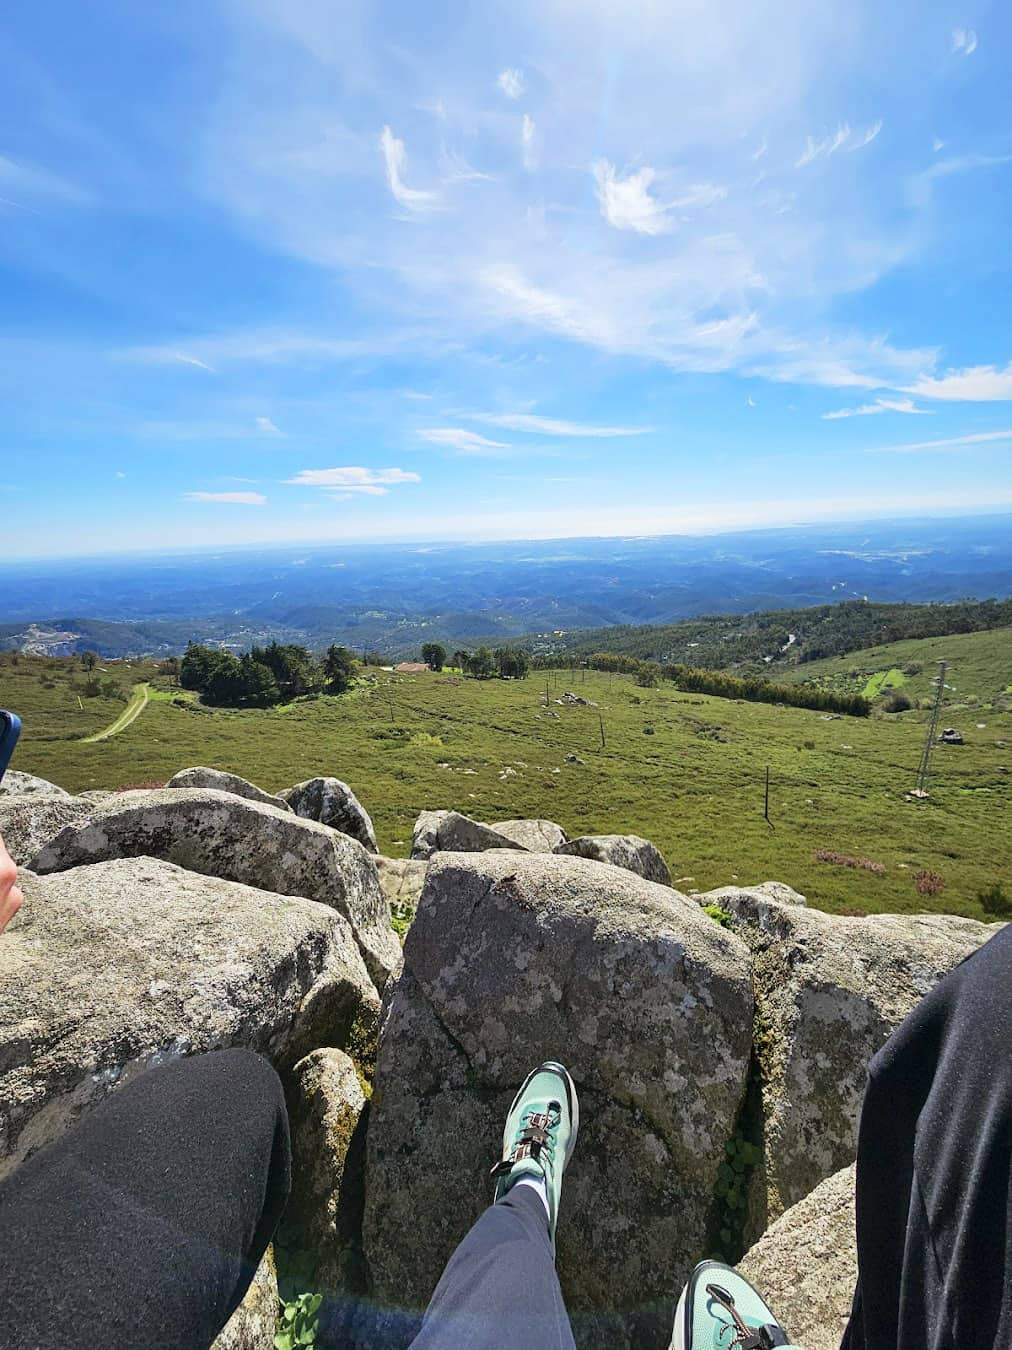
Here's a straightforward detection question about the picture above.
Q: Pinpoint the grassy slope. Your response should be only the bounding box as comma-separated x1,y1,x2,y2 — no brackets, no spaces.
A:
780,626,1012,708
7,647,1010,922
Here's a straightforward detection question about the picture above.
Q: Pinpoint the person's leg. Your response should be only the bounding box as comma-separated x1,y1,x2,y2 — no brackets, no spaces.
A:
0,1047,291,1350
408,1062,579,1350
840,923,1012,1350
409,1185,576,1350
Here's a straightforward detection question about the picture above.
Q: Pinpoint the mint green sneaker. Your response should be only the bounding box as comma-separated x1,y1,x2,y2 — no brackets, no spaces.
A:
489,1061,579,1251
670,1261,803,1349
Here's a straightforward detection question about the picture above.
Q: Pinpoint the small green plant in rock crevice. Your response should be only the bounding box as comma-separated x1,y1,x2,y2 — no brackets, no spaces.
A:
714,1131,762,1259
703,904,732,929
274,1291,322,1350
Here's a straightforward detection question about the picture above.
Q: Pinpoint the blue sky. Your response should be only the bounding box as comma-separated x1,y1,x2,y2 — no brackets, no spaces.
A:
3,0,1012,559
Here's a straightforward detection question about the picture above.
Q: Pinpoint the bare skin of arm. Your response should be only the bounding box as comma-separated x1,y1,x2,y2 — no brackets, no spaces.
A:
0,834,23,934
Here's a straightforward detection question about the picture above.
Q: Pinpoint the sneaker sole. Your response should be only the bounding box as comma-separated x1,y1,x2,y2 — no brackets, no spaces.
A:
501,1060,580,1168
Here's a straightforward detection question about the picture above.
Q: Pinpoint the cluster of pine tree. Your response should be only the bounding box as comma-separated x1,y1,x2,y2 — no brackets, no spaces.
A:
179,640,357,708
447,646,531,680
660,663,870,716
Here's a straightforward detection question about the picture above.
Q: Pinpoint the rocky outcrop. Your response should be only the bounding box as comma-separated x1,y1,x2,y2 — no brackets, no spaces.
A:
410,810,527,860
281,777,378,853
374,856,427,912
364,851,753,1349
0,770,69,797
739,1165,857,1350
0,794,94,866
556,834,671,886
167,766,292,812
700,882,808,909
1,858,378,1177
286,1049,368,1295
29,788,400,989
724,894,998,1217
211,1248,279,1350
490,817,567,851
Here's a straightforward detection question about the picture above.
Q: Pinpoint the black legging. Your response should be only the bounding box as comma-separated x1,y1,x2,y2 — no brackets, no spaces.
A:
1,926,1009,1349
0,1049,290,1350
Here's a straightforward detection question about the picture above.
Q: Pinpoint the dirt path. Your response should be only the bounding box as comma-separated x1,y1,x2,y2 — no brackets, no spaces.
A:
81,682,151,743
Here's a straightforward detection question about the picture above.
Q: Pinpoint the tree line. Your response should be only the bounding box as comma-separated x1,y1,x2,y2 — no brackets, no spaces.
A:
179,641,358,708
421,642,530,680
533,649,870,716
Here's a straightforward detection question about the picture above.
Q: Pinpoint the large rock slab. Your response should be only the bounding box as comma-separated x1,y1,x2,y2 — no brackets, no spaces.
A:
490,817,568,851
739,1165,856,1350
285,1048,368,1296
725,894,999,1218
281,777,378,853
556,834,671,886
0,794,94,866
364,851,754,1349
167,766,292,812
0,770,69,797
211,1248,278,1350
410,809,527,860
0,858,378,1177
29,788,400,989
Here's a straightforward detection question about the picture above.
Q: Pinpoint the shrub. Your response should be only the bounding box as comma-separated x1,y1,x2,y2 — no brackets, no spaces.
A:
977,882,1011,919
703,904,733,929
815,849,886,874
913,868,945,897
883,691,913,713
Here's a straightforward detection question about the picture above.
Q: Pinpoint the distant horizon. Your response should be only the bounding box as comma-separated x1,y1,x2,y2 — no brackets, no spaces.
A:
6,504,1012,570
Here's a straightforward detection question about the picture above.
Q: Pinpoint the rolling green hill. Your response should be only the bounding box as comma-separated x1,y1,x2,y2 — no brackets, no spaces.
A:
778,626,1012,709
524,598,1012,674
4,642,1009,922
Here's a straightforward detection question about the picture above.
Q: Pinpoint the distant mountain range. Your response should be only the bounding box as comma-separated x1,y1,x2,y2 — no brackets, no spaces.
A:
3,514,1011,660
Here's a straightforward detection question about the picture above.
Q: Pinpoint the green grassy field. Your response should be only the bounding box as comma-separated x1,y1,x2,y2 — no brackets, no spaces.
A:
3,641,1009,921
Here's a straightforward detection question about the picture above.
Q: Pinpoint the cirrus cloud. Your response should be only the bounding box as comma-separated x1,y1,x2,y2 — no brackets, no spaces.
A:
285,466,421,495
183,490,266,504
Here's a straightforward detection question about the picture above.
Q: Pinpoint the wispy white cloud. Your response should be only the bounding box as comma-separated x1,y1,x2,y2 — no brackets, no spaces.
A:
0,154,93,206
932,137,945,152
255,415,283,434
795,120,881,168
418,427,510,453
795,123,852,167
464,412,651,436
823,396,930,419
751,138,768,161
521,113,537,170
848,121,882,151
285,466,421,494
593,161,673,235
114,471,127,478
441,147,493,183
905,362,1012,401
921,152,1012,181
380,125,438,211
952,28,978,56
184,490,267,504
497,68,525,99
867,429,1012,454
746,395,757,407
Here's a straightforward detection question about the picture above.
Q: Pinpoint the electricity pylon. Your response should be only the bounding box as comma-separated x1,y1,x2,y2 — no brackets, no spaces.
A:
913,660,947,796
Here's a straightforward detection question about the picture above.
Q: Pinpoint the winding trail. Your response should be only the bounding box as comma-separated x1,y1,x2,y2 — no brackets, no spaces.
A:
81,682,151,743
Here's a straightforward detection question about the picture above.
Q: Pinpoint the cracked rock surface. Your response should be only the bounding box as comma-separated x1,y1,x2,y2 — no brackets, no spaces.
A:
363,850,753,1350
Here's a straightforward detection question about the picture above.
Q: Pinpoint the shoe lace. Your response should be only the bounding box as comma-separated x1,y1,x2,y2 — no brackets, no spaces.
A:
490,1101,561,1182
706,1283,788,1350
